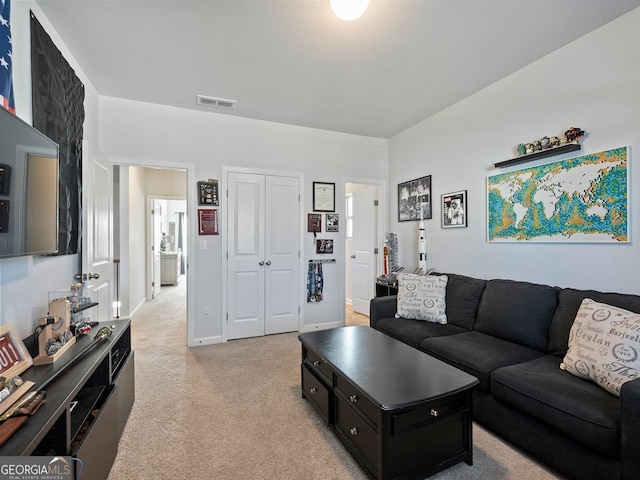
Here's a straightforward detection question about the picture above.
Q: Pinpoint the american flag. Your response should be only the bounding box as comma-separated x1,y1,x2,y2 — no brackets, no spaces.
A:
0,0,15,114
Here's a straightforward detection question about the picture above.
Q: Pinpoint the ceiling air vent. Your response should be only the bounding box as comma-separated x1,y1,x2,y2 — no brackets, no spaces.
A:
196,95,237,110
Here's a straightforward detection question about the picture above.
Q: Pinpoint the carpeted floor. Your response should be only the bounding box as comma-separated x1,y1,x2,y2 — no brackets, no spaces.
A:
108,282,563,479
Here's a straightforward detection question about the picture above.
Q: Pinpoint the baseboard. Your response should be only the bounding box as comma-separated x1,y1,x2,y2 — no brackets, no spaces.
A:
189,335,223,347
299,321,344,333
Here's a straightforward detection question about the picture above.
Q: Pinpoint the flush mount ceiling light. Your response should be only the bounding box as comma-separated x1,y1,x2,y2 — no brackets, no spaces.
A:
330,0,369,21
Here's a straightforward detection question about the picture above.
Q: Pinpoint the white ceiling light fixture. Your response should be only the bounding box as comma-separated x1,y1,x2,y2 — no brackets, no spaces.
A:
330,0,369,21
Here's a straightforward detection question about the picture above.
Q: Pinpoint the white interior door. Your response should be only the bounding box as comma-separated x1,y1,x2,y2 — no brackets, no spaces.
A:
351,186,377,315
81,141,113,323
227,171,300,340
151,200,162,298
264,175,299,335
227,172,266,339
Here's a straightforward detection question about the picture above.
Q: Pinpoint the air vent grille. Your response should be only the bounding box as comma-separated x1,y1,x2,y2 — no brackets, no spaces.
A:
196,95,237,110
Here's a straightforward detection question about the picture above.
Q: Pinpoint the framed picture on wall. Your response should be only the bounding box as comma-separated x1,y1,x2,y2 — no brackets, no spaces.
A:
398,175,431,221
313,182,335,212
442,190,467,228
326,213,339,232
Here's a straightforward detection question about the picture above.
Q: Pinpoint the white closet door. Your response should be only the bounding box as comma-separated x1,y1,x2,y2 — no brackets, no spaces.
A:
351,186,377,315
227,172,266,339
265,175,299,334
227,172,300,339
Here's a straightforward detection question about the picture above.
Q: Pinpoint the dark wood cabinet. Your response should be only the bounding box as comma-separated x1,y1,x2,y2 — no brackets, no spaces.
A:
0,320,134,480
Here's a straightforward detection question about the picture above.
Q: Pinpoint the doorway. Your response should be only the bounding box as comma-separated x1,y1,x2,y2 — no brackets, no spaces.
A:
345,181,383,324
114,165,189,335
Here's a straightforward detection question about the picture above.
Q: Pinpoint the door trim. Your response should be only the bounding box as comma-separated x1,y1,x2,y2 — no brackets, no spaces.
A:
222,166,304,342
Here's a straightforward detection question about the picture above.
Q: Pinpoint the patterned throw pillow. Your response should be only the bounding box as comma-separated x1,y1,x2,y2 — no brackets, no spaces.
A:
395,273,448,324
560,298,640,397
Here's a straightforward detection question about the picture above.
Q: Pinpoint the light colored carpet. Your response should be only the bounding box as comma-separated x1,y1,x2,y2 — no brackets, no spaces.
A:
108,283,564,480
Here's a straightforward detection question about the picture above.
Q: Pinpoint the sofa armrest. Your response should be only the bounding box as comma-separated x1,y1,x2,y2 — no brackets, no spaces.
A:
369,295,397,329
621,377,640,479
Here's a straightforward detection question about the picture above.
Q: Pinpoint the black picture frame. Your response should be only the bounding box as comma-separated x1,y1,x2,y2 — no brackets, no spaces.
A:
313,182,335,212
441,190,467,228
197,180,219,206
398,175,431,221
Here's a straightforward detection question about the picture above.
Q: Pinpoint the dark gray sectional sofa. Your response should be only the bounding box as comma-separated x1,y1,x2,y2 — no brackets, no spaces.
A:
369,273,640,480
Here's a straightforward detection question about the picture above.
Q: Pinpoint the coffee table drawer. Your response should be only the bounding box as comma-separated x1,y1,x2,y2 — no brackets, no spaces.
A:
394,392,469,434
302,364,331,423
303,347,333,384
335,395,378,473
335,374,378,428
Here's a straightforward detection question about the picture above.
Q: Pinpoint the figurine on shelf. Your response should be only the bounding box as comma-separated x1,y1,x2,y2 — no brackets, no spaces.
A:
525,143,534,154
549,136,560,148
517,143,526,155
539,136,550,150
565,127,585,143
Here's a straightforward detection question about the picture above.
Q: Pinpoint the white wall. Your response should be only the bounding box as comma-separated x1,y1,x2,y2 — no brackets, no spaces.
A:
99,97,388,344
389,8,640,295
0,2,102,338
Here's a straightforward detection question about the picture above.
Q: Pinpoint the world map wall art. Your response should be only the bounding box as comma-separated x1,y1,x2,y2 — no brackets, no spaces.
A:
487,146,628,243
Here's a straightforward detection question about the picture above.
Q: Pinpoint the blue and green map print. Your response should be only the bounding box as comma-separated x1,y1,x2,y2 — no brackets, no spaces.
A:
487,146,628,242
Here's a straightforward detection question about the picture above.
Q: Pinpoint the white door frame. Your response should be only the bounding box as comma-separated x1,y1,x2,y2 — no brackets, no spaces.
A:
222,166,304,342
114,159,196,346
342,177,387,310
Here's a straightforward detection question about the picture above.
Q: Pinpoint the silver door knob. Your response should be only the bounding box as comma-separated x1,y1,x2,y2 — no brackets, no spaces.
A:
259,261,265,266
266,260,271,265
89,272,100,280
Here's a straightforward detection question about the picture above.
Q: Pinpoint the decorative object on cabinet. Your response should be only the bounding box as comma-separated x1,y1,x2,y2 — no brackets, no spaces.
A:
398,175,431,221
0,324,33,380
442,190,467,228
198,209,219,235
488,146,628,243
197,179,219,206
313,182,335,212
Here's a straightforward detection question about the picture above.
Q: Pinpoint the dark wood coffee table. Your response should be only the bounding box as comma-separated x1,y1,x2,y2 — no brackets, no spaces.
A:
299,326,479,480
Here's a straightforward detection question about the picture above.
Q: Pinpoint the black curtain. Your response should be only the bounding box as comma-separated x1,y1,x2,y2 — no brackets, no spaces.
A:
30,12,85,255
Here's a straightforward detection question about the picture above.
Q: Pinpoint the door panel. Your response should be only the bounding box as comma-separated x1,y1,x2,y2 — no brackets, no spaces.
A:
228,173,265,339
351,186,377,315
82,141,113,322
265,176,299,335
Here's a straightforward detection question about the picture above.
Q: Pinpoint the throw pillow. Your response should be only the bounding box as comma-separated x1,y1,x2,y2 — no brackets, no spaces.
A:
560,298,640,397
395,273,448,324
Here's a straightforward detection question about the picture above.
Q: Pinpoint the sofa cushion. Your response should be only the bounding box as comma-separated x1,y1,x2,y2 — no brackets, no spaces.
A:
560,299,640,397
474,279,559,351
492,355,620,459
396,273,448,324
374,317,467,349
419,331,544,392
441,273,486,330
548,288,640,357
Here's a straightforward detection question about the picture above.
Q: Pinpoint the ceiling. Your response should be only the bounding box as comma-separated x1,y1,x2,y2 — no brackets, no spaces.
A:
36,0,640,138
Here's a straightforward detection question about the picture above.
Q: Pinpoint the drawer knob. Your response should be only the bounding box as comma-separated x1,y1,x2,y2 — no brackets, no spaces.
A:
313,360,321,367
349,395,358,403
350,427,358,436
430,408,439,417
310,388,318,394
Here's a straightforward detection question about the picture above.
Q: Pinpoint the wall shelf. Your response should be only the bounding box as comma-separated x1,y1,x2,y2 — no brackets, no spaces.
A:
494,143,581,168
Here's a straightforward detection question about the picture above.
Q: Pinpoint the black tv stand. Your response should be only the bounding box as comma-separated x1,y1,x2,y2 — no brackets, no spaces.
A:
0,320,134,480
